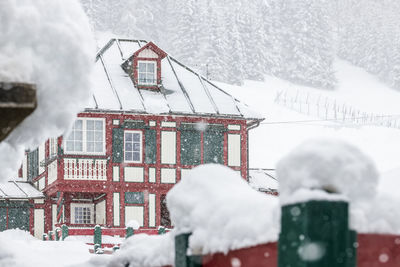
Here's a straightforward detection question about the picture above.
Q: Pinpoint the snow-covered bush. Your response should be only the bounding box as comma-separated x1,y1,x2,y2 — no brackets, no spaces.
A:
0,0,95,181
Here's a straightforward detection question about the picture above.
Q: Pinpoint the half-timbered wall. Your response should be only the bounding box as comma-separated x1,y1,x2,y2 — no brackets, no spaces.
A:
34,112,249,231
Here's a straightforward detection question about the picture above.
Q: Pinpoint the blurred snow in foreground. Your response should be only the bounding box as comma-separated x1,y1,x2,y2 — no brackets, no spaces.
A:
0,0,95,182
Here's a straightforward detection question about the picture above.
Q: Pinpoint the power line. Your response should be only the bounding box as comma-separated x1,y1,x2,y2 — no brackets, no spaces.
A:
260,114,400,125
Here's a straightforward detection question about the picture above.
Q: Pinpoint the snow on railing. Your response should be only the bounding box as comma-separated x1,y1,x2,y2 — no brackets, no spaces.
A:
275,89,400,129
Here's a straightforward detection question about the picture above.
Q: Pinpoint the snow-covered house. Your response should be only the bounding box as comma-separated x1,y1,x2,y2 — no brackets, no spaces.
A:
20,39,263,238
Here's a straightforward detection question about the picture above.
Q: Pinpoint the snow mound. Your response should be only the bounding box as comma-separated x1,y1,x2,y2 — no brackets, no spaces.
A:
0,0,95,181
167,164,279,255
276,139,379,205
0,229,92,267
107,233,174,267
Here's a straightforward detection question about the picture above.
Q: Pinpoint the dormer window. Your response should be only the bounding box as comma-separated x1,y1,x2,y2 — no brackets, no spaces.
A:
122,42,167,90
138,61,156,85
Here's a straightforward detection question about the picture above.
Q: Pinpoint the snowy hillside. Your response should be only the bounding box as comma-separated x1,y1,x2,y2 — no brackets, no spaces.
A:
218,60,400,174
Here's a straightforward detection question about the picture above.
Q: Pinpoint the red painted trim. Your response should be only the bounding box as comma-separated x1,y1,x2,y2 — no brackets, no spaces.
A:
132,42,167,59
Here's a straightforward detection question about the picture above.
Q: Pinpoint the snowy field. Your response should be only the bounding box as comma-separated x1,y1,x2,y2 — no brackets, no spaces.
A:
218,60,400,188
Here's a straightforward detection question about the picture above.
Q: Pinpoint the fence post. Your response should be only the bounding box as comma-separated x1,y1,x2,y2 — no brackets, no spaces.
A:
278,200,356,267
42,233,47,241
175,233,202,267
158,226,166,235
48,231,53,241
61,224,69,241
126,226,134,239
55,227,60,241
94,225,102,251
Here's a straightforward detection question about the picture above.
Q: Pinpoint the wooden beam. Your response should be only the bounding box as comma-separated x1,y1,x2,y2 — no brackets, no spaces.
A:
0,82,37,142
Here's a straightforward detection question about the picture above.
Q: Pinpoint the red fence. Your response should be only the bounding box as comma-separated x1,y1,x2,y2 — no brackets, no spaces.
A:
177,233,400,267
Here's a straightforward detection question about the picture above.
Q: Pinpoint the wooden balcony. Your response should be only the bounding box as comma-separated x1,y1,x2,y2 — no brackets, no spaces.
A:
64,158,107,180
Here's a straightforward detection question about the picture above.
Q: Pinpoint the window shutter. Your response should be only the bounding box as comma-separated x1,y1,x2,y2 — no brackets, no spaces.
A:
112,128,124,163
0,208,6,231
27,149,38,181
8,207,30,231
145,129,156,164
125,192,145,204
27,152,32,181
204,129,224,164
33,149,38,178
180,130,201,166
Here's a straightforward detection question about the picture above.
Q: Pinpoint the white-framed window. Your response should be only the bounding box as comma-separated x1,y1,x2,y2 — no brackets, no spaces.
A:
138,61,156,85
49,137,58,158
71,203,94,224
64,118,105,155
124,131,142,163
65,120,83,153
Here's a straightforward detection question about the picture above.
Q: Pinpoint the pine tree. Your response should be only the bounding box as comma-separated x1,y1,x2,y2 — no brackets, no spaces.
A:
277,0,336,89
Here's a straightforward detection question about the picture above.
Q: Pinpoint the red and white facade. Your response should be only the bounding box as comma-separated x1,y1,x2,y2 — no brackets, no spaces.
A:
21,39,263,238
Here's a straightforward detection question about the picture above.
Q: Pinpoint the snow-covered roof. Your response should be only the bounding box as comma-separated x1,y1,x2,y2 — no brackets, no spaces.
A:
248,168,278,193
0,181,44,199
90,38,263,120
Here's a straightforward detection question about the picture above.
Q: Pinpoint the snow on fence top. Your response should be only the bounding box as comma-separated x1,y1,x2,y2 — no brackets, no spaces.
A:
91,38,262,120
0,0,95,182
276,139,379,205
167,164,280,255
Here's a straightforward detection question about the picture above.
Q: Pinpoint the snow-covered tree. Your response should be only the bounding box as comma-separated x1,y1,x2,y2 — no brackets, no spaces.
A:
277,0,336,89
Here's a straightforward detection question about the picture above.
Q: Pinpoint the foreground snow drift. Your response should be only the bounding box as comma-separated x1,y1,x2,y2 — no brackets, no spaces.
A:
0,229,96,267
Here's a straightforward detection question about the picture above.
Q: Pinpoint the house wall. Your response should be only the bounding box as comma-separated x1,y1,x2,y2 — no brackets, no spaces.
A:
34,112,249,231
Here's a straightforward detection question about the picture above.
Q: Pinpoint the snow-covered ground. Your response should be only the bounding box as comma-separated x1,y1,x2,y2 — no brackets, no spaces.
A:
218,60,400,177
0,229,107,267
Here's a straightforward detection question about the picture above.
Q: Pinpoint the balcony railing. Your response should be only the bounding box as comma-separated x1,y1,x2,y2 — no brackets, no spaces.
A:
64,158,107,180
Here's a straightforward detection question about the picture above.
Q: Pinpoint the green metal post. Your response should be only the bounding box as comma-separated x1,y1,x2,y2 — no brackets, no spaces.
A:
61,224,69,241
94,243,103,254
278,200,357,267
48,231,53,241
94,225,102,248
175,233,202,267
42,233,47,241
55,228,60,241
158,226,166,235
126,226,134,238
